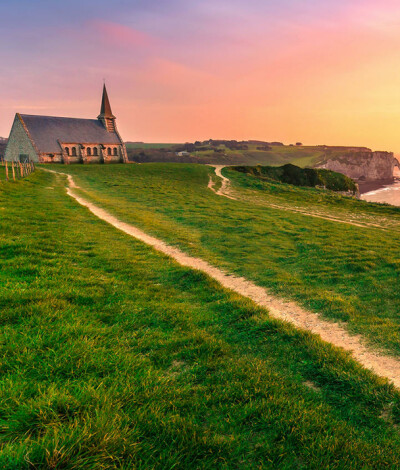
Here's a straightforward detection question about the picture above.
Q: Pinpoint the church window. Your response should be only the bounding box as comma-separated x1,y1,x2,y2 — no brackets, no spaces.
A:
113,147,118,156
87,147,92,156
93,147,98,156
72,147,77,156
107,147,111,155
65,147,70,155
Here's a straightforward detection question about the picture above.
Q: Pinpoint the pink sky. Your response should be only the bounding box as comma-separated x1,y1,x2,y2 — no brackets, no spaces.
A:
2,0,400,152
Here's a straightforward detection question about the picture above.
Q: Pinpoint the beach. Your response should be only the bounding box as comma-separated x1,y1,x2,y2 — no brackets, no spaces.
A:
360,179,400,206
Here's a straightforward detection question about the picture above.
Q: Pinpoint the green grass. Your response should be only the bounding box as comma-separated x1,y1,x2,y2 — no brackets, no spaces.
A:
50,163,400,358
0,167,400,467
230,164,358,193
0,164,35,183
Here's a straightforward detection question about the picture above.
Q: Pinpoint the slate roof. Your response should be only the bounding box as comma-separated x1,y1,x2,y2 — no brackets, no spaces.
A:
20,114,121,153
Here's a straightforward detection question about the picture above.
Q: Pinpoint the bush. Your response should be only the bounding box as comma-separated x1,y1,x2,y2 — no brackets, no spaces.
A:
231,164,358,193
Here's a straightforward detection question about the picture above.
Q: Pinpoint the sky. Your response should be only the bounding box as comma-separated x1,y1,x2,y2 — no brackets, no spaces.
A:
1,0,400,152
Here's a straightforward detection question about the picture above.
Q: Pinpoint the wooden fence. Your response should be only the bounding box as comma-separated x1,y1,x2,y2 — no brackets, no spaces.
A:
1,160,36,182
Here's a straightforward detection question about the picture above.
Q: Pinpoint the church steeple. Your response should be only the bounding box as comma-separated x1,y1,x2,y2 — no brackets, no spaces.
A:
98,84,116,132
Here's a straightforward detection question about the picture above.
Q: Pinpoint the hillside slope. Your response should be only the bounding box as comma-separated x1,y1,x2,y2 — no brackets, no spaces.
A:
55,163,400,357
231,164,358,194
3,170,400,466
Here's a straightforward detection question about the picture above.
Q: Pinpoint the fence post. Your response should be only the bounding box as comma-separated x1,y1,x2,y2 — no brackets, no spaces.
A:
5,161,8,181
19,162,23,178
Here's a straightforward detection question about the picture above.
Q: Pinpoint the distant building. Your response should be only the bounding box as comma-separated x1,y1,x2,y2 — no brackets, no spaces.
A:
176,151,190,157
5,85,127,164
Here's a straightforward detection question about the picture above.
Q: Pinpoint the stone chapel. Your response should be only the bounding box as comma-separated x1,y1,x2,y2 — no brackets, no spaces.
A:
5,85,127,164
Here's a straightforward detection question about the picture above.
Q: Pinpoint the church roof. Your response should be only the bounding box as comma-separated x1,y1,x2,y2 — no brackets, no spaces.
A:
20,114,121,153
99,84,115,118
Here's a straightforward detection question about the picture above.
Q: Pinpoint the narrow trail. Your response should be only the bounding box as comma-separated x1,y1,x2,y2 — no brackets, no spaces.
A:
43,168,400,388
208,165,392,231
212,165,237,200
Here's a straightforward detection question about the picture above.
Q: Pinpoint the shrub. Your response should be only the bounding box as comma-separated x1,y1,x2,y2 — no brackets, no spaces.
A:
231,164,358,193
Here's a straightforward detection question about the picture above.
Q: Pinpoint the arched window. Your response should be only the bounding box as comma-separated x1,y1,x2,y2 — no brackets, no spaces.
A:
87,147,92,156
113,147,118,156
65,147,70,156
72,147,77,156
93,147,98,156
107,147,111,156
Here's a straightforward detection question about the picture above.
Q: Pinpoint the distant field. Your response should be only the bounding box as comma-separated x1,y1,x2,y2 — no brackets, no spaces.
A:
58,163,400,357
125,142,364,167
206,144,327,167
3,168,400,467
125,142,180,149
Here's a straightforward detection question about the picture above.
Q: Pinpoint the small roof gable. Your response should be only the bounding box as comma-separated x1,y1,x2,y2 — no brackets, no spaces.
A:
20,114,121,153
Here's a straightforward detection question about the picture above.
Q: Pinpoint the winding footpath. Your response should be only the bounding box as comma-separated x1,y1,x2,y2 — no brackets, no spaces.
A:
208,165,396,231
44,168,400,388
208,165,237,200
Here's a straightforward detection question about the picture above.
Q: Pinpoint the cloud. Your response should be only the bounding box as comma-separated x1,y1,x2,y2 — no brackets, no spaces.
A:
87,19,157,48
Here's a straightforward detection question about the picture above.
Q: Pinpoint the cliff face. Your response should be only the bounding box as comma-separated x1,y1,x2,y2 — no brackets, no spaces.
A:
319,151,399,181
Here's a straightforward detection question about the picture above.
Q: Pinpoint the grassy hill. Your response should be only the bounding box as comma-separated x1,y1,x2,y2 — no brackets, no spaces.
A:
231,164,358,193
2,165,400,467
126,141,371,167
50,164,400,354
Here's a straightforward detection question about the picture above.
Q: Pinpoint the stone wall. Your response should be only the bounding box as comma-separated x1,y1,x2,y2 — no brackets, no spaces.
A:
319,152,399,181
5,116,39,162
40,153,63,163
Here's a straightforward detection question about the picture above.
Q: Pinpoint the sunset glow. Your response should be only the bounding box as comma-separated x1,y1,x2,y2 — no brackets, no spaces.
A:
2,0,400,152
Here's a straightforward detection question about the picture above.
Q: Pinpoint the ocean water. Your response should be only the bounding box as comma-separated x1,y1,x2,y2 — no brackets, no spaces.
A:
361,180,400,206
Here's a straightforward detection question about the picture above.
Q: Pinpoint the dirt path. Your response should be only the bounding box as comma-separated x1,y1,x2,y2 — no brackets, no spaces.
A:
208,165,392,231
213,165,237,200
43,168,400,388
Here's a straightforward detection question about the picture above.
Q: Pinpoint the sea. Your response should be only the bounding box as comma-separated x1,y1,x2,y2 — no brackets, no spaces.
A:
360,179,400,206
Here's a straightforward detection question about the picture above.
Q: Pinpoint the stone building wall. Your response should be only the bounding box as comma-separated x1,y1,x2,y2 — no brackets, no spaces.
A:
61,144,124,164
4,116,38,162
39,153,63,163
